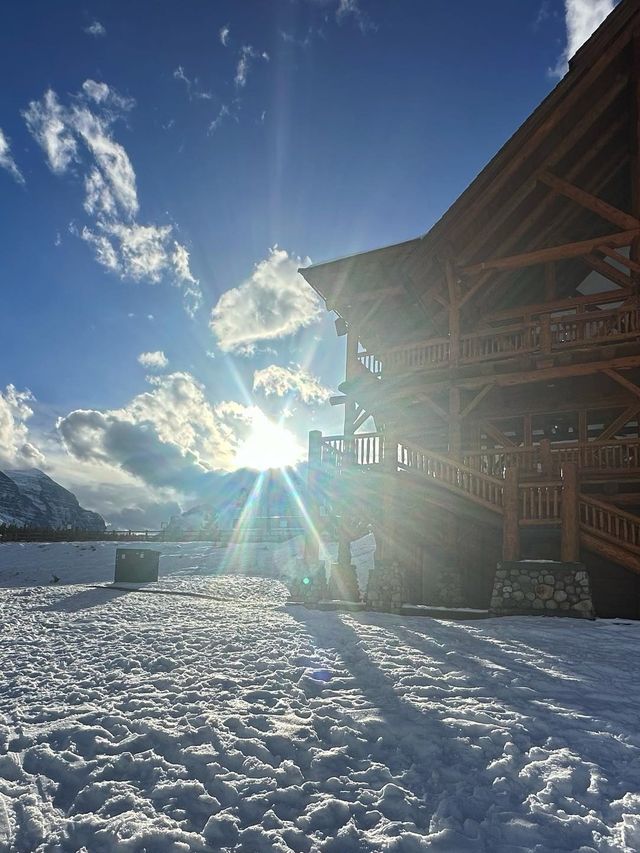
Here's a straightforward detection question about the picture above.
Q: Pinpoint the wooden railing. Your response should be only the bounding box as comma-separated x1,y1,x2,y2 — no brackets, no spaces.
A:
356,351,383,377
520,481,562,523
397,440,504,512
580,494,640,554
315,431,640,567
376,302,640,373
320,432,382,471
463,438,640,478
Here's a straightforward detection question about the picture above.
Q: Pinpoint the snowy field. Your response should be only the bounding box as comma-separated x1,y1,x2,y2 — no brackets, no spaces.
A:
0,544,640,851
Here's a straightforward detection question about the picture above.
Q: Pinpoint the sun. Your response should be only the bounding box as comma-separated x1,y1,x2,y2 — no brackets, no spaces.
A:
234,410,304,470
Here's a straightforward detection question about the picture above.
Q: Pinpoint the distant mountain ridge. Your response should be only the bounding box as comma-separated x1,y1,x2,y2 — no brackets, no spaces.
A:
0,468,105,531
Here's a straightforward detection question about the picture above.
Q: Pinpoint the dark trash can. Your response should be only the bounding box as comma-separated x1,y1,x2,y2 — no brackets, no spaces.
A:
115,548,160,583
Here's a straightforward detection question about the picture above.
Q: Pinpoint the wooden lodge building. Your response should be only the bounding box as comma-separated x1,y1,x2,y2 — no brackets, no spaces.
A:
300,0,640,618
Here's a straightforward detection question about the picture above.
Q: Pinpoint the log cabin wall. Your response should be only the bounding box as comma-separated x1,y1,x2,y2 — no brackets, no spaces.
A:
302,0,640,616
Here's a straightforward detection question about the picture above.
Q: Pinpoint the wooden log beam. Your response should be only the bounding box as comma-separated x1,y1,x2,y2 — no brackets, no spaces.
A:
462,230,640,277
451,23,633,249
456,77,627,272
603,369,640,400
353,408,372,432
538,170,640,232
461,383,495,419
583,253,632,289
597,404,640,441
481,421,518,448
470,126,628,312
598,246,640,275
481,287,631,326
415,393,448,421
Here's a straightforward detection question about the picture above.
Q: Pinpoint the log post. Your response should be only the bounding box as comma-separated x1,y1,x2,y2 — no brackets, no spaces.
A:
445,260,460,366
561,462,580,562
449,386,462,460
540,438,553,477
343,325,359,465
540,313,552,353
502,466,520,561
631,34,640,296
304,430,322,563
377,426,399,566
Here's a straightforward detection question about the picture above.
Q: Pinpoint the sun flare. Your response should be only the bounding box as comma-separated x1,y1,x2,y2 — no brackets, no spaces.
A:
234,410,304,471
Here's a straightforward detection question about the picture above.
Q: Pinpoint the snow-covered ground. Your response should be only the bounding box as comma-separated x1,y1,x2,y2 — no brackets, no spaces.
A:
0,543,640,851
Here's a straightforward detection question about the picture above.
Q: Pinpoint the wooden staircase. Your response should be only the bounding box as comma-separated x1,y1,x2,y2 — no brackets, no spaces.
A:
318,432,640,574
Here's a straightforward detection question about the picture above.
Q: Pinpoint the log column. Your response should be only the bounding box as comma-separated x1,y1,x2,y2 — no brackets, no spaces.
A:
502,466,520,561
449,386,462,460
304,430,322,563
631,34,640,294
561,462,580,562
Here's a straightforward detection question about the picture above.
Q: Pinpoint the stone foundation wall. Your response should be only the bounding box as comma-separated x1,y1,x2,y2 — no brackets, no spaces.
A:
490,560,594,618
288,560,327,603
423,564,463,608
366,561,405,611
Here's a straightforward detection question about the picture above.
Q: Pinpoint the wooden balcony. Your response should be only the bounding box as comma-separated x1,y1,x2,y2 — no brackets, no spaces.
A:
357,299,640,377
312,430,640,573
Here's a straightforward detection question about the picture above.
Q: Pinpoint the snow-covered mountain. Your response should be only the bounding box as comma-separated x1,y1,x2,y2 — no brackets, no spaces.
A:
0,468,105,531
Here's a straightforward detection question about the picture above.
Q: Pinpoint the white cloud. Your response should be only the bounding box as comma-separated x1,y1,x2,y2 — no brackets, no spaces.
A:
81,79,134,111
235,45,269,88
0,385,46,468
57,372,292,490
253,365,331,405
173,66,212,101
220,24,230,46
72,105,139,219
24,83,202,315
0,128,25,184
552,0,617,76
138,350,169,370
85,20,106,37
208,104,231,134
210,247,321,354
23,90,78,174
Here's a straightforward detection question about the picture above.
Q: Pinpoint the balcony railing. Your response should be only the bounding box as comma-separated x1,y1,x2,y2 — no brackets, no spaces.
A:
462,438,640,478
362,302,640,376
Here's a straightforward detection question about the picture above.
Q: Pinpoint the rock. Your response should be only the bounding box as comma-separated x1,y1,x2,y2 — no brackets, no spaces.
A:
532,599,544,609
512,591,524,601
545,599,558,610
535,583,554,600
553,590,568,602
573,599,594,613
544,574,555,584
525,592,535,602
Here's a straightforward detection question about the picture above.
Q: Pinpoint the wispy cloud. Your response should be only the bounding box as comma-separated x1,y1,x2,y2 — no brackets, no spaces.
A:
84,20,106,37
219,24,230,47
138,350,169,370
0,128,25,184
208,103,231,134
253,365,331,405
173,66,212,101
210,247,320,354
551,0,617,76
336,0,373,31
235,45,269,88
24,82,202,316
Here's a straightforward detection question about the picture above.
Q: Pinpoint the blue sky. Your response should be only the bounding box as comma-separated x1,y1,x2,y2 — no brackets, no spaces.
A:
0,0,616,525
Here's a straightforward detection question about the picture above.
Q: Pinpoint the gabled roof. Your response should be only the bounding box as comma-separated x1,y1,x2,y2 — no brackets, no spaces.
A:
301,0,640,347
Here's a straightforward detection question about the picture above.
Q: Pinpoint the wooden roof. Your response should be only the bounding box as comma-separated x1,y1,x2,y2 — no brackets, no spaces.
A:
301,0,640,349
